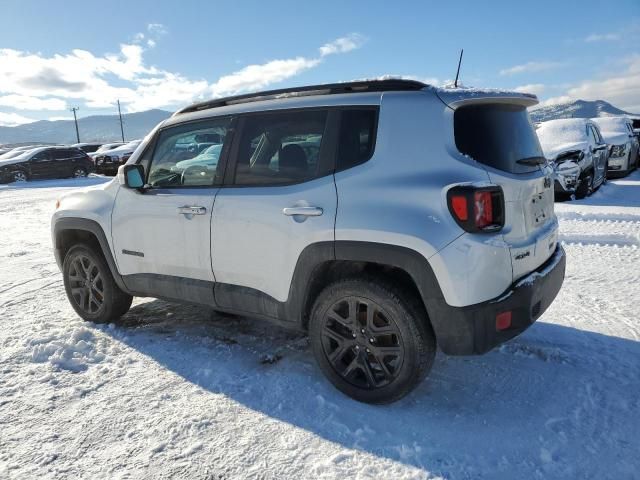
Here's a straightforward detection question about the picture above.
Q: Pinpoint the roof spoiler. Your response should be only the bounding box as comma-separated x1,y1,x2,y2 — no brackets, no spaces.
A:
434,87,539,109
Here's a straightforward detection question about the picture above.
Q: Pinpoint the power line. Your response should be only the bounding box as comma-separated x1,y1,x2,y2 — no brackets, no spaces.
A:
70,107,80,143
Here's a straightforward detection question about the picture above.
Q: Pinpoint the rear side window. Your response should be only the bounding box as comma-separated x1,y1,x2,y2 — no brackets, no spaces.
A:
336,109,377,171
53,149,69,160
454,104,544,174
233,110,328,186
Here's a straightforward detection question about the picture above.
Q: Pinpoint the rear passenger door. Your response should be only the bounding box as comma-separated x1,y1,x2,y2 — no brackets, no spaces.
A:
28,149,54,177
211,109,338,309
52,149,73,178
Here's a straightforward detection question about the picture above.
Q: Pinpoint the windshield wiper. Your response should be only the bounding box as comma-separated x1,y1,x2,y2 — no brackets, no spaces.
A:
516,156,547,166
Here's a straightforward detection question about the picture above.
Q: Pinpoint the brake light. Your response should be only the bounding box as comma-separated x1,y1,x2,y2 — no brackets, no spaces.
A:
447,185,504,233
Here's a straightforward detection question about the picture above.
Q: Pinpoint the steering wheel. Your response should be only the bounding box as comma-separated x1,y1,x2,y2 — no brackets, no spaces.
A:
181,165,211,185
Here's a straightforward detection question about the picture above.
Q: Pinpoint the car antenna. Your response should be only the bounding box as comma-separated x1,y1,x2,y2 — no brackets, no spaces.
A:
454,49,464,88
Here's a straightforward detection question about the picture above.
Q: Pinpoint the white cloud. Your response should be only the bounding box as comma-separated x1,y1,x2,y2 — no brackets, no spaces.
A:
538,55,640,113
147,23,167,35
585,33,621,43
0,111,35,127
209,33,365,97
0,94,66,111
210,58,321,97
319,34,366,57
514,83,546,96
0,32,364,116
500,61,563,76
48,116,72,121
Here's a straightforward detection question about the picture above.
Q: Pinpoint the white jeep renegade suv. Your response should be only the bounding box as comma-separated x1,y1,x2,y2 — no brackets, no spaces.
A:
52,80,565,403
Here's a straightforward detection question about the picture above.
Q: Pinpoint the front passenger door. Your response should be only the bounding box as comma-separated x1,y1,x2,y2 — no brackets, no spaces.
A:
111,116,233,301
589,126,607,183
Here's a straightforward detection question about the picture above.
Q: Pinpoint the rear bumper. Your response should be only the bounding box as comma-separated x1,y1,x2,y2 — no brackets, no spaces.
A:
428,245,566,355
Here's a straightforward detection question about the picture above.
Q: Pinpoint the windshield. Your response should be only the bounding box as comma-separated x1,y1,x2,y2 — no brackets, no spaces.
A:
0,149,30,160
454,103,543,173
96,143,123,153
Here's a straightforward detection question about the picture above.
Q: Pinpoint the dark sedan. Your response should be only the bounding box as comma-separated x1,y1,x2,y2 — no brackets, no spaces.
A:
0,146,95,183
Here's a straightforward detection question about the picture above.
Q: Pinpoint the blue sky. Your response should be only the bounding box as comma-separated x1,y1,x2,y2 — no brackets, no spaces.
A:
0,0,638,126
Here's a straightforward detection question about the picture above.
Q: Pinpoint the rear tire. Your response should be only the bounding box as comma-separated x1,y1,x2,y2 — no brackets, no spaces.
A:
62,244,132,323
72,167,88,178
309,278,436,404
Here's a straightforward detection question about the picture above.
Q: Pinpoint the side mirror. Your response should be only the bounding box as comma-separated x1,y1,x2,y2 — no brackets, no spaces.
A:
118,164,145,189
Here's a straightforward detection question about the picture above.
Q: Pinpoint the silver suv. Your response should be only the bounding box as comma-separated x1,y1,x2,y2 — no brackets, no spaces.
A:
52,80,566,403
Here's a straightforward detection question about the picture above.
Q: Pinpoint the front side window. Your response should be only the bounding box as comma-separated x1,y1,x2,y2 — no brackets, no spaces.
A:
146,117,231,187
591,126,603,144
233,110,328,186
31,151,50,162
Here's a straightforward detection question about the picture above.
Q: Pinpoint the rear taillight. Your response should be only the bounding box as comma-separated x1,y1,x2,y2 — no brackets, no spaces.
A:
447,185,504,233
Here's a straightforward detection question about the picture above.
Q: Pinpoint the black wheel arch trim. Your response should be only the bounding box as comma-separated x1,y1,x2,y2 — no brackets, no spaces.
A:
53,217,132,295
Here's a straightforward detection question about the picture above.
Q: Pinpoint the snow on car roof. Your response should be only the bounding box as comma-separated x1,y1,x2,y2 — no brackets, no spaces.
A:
591,116,631,132
536,119,588,149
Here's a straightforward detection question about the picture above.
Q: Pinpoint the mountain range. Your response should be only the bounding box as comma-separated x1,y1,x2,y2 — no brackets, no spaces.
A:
529,99,637,123
0,109,172,145
0,100,637,145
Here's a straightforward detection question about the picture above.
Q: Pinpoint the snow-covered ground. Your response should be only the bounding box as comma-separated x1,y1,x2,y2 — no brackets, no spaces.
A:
1,175,639,479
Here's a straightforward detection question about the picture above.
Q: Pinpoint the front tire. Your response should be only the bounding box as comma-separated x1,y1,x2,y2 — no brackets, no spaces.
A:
11,170,28,182
62,244,132,323
309,278,436,404
575,173,593,199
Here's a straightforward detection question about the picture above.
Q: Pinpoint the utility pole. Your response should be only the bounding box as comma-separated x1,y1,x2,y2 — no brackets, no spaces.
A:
70,107,80,143
117,99,125,142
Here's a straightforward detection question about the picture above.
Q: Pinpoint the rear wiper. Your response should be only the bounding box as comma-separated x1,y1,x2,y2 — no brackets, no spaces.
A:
516,156,547,166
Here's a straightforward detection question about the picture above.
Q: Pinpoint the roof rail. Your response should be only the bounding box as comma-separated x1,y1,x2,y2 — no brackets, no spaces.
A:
174,79,428,116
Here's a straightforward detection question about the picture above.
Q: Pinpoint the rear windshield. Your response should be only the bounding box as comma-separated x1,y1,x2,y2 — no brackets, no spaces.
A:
454,104,543,174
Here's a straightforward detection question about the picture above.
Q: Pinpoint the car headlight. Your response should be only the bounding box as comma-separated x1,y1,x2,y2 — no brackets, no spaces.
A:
611,144,627,157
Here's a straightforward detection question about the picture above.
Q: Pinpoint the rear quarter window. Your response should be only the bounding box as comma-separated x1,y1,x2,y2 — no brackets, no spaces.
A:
454,104,544,174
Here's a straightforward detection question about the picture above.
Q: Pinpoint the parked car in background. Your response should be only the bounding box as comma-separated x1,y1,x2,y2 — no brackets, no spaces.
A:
88,142,125,160
591,117,639,177
536,118,608,199
630,117,640,137
94,140,141,175
0,146,94,183
72,142,104,154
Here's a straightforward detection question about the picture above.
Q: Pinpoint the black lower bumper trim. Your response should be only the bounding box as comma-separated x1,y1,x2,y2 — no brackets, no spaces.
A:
427,245,566,355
